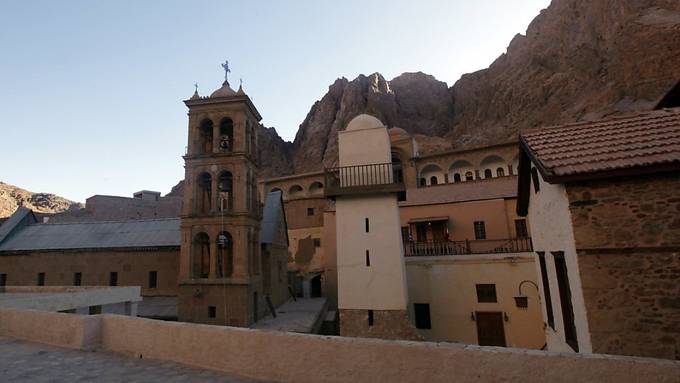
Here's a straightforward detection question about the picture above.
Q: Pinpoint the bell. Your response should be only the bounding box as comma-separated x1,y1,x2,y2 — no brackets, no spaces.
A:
217,234,228,246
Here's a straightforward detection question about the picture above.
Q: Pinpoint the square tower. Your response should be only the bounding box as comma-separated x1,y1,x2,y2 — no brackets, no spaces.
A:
326,114,421,340
178,78,263,326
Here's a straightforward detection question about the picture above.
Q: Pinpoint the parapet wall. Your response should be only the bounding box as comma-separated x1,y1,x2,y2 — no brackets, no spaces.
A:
0,308,678,383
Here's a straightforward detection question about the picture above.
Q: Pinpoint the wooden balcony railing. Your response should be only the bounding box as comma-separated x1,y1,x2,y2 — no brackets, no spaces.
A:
324,162,405,197
404,237,533,257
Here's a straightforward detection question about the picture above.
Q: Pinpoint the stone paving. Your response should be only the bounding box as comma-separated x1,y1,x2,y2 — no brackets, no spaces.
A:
0,337,263,382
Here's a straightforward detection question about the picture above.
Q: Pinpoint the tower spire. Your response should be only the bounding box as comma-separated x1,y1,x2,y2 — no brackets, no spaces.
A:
221,60,231,86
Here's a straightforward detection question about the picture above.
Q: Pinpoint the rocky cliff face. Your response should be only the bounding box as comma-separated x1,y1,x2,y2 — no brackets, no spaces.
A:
0,182,83,218
261,0,680,175
448,0,680,146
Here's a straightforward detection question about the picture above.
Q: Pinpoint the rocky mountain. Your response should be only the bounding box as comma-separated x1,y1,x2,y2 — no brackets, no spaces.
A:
258,0,680,175
0,182,83,219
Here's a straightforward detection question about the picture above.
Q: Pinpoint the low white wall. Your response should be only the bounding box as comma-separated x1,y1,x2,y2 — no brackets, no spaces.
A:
0,309,679,383
0,308,100,350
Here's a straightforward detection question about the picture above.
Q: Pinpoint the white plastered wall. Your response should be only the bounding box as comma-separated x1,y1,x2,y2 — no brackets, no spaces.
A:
336,115,409,311
528,168,592,354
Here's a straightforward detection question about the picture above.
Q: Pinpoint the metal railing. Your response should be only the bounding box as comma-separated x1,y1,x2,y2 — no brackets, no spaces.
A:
324,162,404,196
404,237,533,257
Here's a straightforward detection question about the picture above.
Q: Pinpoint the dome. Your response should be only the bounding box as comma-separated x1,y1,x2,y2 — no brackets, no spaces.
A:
346,114,385,131
388,127,409,137
210,82,237,98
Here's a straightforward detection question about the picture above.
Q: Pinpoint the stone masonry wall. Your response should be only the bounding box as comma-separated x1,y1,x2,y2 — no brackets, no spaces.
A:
566,173,680,360
339,309,422,341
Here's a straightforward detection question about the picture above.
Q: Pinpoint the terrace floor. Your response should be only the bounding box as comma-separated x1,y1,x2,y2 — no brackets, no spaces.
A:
0,336,262,382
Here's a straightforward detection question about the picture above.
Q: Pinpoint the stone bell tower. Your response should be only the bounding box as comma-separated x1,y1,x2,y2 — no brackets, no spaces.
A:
178,62,263,326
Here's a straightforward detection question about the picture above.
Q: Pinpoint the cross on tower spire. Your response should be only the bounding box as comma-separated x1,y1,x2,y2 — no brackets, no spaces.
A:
221,60,231,85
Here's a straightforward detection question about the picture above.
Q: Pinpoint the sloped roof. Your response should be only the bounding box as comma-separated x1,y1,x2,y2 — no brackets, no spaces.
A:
520,108,680,182
400,176,517,207
260,191,288,246
0,216,180,252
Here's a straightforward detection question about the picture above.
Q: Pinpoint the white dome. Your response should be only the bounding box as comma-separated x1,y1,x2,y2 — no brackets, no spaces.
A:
346,114,385,131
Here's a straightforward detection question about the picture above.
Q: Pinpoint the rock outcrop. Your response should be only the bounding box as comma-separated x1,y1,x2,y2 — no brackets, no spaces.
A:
0,182,83,218
291,73,455,173
447,0,680,146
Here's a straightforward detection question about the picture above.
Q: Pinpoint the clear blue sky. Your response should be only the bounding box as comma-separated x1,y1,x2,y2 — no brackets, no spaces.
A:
0,0,550,202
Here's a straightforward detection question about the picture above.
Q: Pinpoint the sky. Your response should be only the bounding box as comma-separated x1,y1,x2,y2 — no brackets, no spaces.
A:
0,0,551,202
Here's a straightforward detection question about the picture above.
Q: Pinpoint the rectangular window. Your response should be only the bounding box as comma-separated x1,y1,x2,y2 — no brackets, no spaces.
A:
365,218,370,233
368,310,374,326
531,168,541,193
37,272,45,286
401,226,410,241
307,207,314,216
109,272,118,287
365,250,370,267
476,284,497,303
474,221,486,240
89,305,102,315
149,271,158,289
73,272,82,286
0,273,6,287
553,252,579,352
515,219,528,238
208,306,216,318
414,303,432,329
313,238,321,247
538,252,555,329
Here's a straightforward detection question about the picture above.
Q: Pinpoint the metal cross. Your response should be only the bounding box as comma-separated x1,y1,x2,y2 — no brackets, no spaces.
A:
221,60,230,82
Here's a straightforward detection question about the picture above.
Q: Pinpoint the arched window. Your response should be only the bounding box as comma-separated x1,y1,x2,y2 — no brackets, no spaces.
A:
219,118,234,152
218,171,233,211
484,169,493,178
430,176,438,185
496,167,505,177
192,232,210,278
249,122,257,156
199,119,213,154
453,173,461,183
465,171,474,181
419,178,426,187
289,184,304,198
216,231,233,278
391,152,403,183
245,122,251,154
197,172,212,213
309,182,324,195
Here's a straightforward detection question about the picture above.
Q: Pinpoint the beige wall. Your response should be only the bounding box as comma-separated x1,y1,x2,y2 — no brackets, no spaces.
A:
288,226,324,273
528,169,592,354
399,198,515,241
336,195,408,310
405,254,545,348
1,308,679,383
322,210,338,308
0,249,179,297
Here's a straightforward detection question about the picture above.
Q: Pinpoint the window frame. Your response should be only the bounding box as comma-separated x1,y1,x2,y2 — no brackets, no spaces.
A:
414,303,432,329
474,221,487,240
476,284,497,303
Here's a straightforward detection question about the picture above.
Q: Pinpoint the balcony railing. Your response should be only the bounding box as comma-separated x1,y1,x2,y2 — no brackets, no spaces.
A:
404,237,533,257
324,162,405,197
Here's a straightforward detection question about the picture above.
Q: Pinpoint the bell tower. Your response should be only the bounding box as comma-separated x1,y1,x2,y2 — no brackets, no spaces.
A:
178,62,263,326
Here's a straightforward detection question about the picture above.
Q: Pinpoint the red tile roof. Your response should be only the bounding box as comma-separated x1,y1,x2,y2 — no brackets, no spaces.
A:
520,108,680,181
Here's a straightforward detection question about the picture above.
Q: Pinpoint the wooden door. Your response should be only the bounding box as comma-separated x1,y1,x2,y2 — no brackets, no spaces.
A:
476,312,506,347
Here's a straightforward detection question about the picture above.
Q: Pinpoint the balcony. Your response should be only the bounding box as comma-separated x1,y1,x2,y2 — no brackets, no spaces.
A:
324,162,405,197
404,237,533,257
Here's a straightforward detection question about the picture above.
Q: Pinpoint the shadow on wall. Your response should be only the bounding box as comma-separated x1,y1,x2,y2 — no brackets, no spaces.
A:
294,236,315,265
